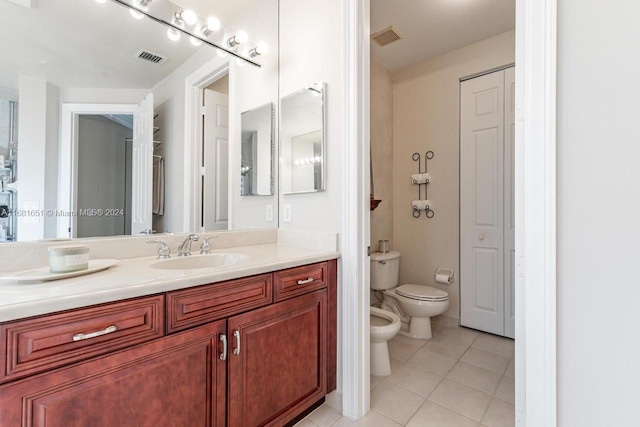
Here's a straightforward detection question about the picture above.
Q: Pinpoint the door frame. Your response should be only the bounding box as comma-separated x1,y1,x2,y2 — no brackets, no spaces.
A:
184,60,230,232
59,103,137,238
344,0,557,425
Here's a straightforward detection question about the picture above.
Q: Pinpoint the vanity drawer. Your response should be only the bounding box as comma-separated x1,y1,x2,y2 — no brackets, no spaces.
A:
166,273,273,333
0,295,164,384
274,262,328,302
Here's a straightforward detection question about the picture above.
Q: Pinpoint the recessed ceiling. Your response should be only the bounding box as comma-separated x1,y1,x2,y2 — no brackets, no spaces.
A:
0,0,259,91
371,0,515,72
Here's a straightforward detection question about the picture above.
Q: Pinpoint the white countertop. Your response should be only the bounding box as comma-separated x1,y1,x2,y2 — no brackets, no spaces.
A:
0,244,340,323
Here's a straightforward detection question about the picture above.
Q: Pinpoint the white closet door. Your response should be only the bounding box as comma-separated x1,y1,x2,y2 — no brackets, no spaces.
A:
504,67,516,338
203,89,229,231
131,92,154,235
460,71,505,336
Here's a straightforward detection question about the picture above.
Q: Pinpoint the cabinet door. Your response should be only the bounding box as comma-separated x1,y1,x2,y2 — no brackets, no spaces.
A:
0,322,227,427
228,290,327,427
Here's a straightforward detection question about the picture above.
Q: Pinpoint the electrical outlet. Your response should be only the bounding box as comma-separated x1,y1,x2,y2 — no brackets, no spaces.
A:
283,204,292,223
265,204,274,222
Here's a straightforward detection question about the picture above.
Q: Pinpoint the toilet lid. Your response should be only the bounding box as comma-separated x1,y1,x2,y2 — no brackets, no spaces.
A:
396,284,448,301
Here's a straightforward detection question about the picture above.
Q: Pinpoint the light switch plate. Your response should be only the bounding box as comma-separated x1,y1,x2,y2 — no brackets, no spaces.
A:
283,204,292,223
265,204,274,222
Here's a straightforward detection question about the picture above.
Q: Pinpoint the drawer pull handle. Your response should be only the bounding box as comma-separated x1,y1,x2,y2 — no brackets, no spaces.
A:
297,277,315,285
220,334,228,361
233,330,241,356
72,325,118,342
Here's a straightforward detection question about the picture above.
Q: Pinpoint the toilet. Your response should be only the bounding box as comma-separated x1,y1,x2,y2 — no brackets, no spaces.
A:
370,306,401,376
371,251,449,340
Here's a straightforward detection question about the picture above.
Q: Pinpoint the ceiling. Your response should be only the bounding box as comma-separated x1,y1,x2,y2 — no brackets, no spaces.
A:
0,0,258,90
371,0,515,72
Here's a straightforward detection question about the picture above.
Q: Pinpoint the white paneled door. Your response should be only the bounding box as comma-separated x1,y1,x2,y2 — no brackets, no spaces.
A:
131,93,154,235
203,89,229,231
460,67,515,338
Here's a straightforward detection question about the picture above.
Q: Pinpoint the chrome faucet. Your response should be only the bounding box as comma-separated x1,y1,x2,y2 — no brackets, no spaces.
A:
177,234,199,256
147,239,171,260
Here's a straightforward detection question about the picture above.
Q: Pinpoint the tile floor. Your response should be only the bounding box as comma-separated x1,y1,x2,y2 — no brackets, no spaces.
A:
296,324,515,427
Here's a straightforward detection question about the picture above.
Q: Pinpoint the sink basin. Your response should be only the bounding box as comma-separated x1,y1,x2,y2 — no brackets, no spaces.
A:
150,254,250,270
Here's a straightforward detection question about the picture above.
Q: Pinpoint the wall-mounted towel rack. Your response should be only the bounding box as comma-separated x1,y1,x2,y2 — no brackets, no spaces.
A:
411,151,435,219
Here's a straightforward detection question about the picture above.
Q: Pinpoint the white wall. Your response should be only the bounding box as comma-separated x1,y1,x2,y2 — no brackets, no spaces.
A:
16,76,59,241
392,31,515,319
61,88,149,104
279,0,343,233
557,1,640,425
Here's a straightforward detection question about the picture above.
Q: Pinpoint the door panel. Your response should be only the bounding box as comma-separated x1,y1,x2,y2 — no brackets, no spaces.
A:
131,93,153,235
504,67,516,338
461,70,505,336
203,89,229,231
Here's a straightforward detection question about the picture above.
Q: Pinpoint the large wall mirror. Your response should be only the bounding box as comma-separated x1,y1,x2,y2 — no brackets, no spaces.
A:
281,82,326,194
0,0,279,243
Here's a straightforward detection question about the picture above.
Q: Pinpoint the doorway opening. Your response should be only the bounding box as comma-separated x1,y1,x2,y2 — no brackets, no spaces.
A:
76,114,133,238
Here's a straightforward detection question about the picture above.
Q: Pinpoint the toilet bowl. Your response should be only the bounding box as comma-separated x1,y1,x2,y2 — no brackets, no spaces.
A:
383,284,449,339
370,306,401,376
370,251,450,340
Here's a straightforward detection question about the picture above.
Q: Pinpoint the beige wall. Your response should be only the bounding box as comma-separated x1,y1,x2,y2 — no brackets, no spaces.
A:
370,58,394,248
391,31,515,319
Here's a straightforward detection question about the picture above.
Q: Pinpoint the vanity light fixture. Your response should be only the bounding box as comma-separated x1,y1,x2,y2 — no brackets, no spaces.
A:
294,157,322,166
129,0,148,19
227,30,248,48
166,28,180,41
174,9,198,26
248,41,269,57
190,37,202,46
200,17,221,37
106,0,262,67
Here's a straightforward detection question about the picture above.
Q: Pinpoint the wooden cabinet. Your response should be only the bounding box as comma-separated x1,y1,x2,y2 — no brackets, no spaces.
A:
0,260,337,427
0,322,227,427
228,291,327,427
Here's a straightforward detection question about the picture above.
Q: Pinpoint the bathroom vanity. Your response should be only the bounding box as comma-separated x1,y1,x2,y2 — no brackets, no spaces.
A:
0,249,338,427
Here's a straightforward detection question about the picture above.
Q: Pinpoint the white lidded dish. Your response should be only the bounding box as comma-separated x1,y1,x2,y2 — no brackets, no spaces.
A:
48,245,90,274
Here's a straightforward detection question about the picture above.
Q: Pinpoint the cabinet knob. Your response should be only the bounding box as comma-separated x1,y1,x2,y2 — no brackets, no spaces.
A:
479,234,485,241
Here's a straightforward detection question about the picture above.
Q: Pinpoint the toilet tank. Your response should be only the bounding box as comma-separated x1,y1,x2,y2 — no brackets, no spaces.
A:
370,251,400,290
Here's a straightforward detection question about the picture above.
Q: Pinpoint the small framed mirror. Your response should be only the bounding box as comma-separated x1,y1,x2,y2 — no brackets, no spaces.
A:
240,102,275,196
281,82,325,194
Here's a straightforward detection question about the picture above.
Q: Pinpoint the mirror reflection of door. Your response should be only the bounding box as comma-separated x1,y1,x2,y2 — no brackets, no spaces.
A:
291,130,322,193
202,76,229,231
76,115,133,238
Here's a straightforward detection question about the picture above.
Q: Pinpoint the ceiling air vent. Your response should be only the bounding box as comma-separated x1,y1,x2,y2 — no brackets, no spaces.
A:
135,50,167,66
371,26,403,47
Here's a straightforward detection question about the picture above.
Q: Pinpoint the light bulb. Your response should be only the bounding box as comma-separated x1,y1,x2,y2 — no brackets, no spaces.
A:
176,9,198,26
249,41,269,57
236,30,248,44
236,58,246,67
95,0,107,3
190,37,202,46
217,49,228,58
206,17,221,32
130,8,144,19
228,30,248,47
167,28,181,41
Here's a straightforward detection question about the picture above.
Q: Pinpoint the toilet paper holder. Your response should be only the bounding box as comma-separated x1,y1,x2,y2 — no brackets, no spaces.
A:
435,268,454,285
